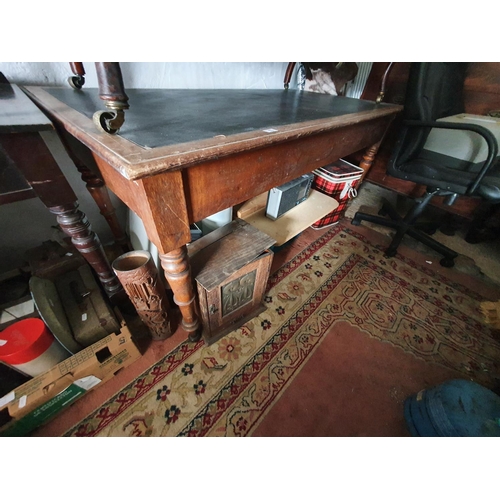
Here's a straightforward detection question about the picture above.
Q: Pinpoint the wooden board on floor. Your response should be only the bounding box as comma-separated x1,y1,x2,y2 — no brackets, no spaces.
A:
241,189,339,246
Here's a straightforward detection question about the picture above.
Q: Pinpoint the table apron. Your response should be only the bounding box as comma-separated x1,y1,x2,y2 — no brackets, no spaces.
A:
71,114,393,255
185,115,393,222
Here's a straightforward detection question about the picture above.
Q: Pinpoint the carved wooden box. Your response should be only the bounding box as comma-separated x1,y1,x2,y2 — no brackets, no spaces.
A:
188,219,275,345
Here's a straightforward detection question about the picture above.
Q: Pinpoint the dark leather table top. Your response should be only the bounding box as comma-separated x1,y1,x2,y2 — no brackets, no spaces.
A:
44,87,384,149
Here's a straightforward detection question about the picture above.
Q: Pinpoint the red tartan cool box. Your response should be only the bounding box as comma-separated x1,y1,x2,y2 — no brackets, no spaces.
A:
311,159,364,229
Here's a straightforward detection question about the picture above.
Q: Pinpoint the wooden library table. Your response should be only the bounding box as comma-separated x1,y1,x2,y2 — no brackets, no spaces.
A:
23,86,401,341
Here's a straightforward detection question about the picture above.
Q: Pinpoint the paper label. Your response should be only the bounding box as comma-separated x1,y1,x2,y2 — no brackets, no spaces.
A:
81,313,87,321
0,391,15,408
262,128,278,133
73,375,102,391
0,339,7,346
18,395,27,409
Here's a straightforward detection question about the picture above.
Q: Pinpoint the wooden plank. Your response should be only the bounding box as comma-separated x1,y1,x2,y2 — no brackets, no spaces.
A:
189,219,275,291
0,144,33,203
241,189,339,246
0,188,36,205
0,133,77,207
236,192,268,219
187,221,236,258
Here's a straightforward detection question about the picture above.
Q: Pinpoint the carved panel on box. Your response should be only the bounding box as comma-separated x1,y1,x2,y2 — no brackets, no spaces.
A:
222,269,256,317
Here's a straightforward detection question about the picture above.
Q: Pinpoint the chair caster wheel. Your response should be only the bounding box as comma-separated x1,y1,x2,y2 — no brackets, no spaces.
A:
351,218,361,226
93,110,124,134
440,257,455,268
378,207,388,216
68,75,85,90
384,249,397,258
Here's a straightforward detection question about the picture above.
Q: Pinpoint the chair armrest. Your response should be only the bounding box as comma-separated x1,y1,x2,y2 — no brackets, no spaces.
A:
403,119,499,195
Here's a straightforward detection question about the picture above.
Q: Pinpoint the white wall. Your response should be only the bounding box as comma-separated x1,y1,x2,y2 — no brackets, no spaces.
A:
0,62,291,89
0,62,292,274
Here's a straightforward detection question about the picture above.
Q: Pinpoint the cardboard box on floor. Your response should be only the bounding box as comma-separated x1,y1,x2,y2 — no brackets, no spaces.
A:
0,318,142,437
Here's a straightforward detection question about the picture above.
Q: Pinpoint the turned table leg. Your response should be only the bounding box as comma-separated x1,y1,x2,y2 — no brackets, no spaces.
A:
359,140,382,180
93,62,130,134
89,156,201,341
68,62,129,134
53,127,131,253
0,131,127,307
160,246,201,342
49,202,125,303
72,158,130,253
76,165,131,253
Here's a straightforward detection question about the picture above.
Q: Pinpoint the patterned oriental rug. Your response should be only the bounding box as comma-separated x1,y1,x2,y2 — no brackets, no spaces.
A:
64,224,500,437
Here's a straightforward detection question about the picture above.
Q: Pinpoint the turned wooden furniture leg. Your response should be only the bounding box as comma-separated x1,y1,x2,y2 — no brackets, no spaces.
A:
359,140,382,180
160,246,201,342
89,151,201,341
53,127,131,252
77,166,131,253
68,62,86,89
0,132,127,306
68,62,129,133
72,159,130,253
93,62,130,134
283,62,296,89
49,203,125,301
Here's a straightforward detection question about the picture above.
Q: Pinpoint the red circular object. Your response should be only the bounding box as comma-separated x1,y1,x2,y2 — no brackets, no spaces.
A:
0,318,54,364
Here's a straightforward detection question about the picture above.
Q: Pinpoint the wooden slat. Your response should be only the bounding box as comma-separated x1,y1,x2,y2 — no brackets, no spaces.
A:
189,219,275,291
0,188,36,205
241,189,339,246
236,192,268,219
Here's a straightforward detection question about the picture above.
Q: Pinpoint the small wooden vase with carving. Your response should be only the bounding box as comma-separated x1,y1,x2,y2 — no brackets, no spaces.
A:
112,250,173,340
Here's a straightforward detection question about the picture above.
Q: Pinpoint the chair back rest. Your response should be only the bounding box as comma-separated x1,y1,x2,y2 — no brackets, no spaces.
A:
390,62,469,168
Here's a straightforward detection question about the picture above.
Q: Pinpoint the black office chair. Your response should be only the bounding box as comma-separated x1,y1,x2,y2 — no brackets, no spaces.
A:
352,62,500,267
